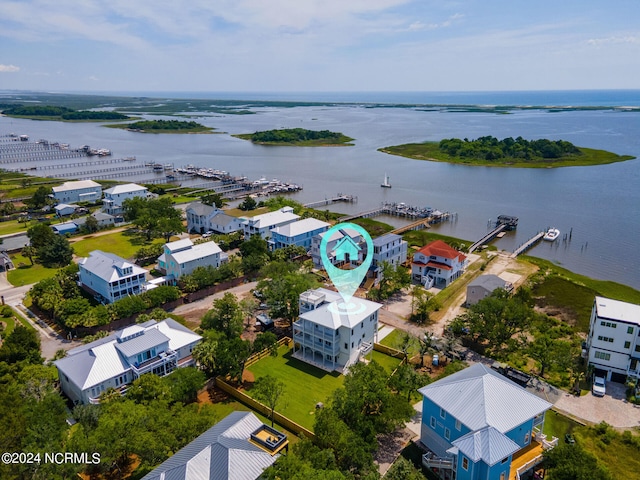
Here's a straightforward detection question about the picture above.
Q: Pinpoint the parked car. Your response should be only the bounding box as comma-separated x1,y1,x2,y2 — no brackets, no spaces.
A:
202,230,214,238
592,375,606,397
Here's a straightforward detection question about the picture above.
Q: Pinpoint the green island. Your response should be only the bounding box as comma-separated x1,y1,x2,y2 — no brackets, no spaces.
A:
0,104,131,122
105,119,215,134
233,128,354,146
379,136,635,167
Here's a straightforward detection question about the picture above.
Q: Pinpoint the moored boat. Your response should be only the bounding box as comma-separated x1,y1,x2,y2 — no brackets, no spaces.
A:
543,227,560,242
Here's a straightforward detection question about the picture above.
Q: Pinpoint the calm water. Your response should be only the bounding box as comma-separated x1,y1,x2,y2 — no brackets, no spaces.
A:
1,93,639,289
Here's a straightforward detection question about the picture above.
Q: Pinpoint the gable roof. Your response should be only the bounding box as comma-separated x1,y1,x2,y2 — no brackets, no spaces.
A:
271,218,329,238
79,250,147,282
166,238,194,253
169,241,222,264
449,426,520,466
468,274,508,291
418,363,551,434
55,319,201,391
186,201,217,216
373,233,403,247
52,180,101,193
299,288,381,329
244,208,299,229
141,411,281,480
103,183,147,195
415,240,466,262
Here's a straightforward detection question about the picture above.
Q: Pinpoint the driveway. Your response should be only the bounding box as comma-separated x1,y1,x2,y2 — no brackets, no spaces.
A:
554,381,640,429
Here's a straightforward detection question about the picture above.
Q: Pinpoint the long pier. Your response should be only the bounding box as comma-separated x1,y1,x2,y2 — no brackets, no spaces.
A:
303,194,357,209
8,157,137,172
511,231,545,258
390,218,432,235
468,224,507,253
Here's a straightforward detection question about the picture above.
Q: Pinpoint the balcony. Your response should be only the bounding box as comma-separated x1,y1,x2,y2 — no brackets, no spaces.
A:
422,452,454,470
511,432,558,480
131,349,177,377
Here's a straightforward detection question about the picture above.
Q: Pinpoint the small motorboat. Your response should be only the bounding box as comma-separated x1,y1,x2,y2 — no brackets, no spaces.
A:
543,227,560,242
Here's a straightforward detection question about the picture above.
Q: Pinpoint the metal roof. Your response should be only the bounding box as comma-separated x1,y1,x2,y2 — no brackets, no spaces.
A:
114,328,170,358
54,319,201,391
79,250,147,283
271,218,329,238
103,183,147,195
594,296,640,326
141,411,281,480
299,288,381,329
372,233,403,247
52,180,101,193
243,208,299,229
418,363,551,434
170,241,222,264
166,238,194,253
186,201,217,216
468,274,508,291
449,426,520,466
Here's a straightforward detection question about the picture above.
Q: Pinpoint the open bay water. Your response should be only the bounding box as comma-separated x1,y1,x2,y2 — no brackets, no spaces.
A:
1,90,639,289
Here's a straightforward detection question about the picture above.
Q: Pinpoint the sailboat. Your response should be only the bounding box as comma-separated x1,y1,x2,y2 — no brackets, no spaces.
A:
381,173,392,188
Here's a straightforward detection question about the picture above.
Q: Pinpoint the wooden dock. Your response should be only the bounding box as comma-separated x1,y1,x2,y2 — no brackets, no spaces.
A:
511,231,545,258
468,224,507,253
303,194,357,209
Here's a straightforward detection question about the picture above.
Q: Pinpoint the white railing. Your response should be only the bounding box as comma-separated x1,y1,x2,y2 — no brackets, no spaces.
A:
422,452,454,470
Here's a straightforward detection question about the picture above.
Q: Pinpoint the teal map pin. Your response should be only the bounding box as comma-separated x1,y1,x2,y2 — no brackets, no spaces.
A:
320,222,373,304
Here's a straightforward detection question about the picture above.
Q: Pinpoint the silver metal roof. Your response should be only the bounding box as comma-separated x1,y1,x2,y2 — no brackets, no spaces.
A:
141,411,281,480
114,328,170,358
186,201,216,216
79,250,147,283
450,426,520,466
468,274,508,291
52,179,101,193
299,288,381,329
418,363,551,434
54,319,201,391
170,241,222,264
372,233,403,246
103,183,147,195
271,218,329,238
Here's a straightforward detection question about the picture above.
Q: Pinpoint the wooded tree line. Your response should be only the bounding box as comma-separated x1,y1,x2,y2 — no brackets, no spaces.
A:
1,104,128,119
250,128,344,143
127,119,205,130
439,136,581,161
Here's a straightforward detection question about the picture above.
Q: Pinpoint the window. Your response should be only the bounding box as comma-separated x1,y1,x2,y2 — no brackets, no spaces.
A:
500,473,506,480
344,343,348,349
628,326,634,335
636,345,640,353
625,341,631,349
440,407,446,419
501,457,509,464
445,428,451,440
595,351,611,361
430,416,436,429
455,419,461,431
524,431,530,444
597,336,614,343
462,457,468,471
600,321,617,328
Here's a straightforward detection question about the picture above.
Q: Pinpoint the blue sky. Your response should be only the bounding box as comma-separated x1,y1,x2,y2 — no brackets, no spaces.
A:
1,0,639,92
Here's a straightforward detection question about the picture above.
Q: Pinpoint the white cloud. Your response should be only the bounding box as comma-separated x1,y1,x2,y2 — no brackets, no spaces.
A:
587,35,640,46
0,64,20,72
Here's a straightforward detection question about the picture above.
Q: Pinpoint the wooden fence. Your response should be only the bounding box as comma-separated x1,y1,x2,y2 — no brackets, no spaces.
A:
245,337,291,368
215,376,315,440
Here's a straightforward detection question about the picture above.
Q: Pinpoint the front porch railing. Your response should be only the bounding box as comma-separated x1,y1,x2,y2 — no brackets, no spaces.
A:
422,452,454,470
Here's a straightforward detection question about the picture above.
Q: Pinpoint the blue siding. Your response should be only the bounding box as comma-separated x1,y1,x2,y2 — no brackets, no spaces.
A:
488,458,511,480
456,455,477,480
505,418,534,448
421,397,471,445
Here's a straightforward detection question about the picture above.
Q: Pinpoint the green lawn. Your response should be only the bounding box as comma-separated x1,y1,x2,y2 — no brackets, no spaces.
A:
246,346,345,430
351,217,394,237
7,253,57,286
380,329,420,358
543,409,582,439
0,315,16,336
245,345,404,430
224,206,269,218
71,230,164,259
0,219,29,236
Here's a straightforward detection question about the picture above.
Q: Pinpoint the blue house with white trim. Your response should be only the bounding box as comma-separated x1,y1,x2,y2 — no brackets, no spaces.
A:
270,218,329,251
419,364,557,480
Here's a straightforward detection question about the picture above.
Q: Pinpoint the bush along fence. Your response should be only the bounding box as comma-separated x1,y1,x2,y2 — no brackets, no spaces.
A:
215,375,315,440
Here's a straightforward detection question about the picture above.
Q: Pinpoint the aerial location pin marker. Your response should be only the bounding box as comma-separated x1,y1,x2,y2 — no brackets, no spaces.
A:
320,222,373,306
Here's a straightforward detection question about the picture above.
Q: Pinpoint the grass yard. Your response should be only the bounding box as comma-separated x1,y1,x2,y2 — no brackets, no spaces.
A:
0,315,16,336
380,329,420,357
7,253,57,286
543,409,582,439
371,350,403,373
71,230,164,259
403,230,473,251
574,424,640,480
0,219,29,236
246,346,345,430
351,217,394,237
